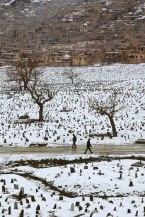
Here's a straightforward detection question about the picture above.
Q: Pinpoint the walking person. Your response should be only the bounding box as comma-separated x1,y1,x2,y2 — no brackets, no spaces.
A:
72,134,77,148
84,138,93,154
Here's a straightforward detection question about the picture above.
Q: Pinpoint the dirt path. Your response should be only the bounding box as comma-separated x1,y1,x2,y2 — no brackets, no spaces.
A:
0,144,145,155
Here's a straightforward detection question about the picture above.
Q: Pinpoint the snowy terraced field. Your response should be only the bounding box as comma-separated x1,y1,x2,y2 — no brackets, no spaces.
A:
1,155,145,216
0,63,145,147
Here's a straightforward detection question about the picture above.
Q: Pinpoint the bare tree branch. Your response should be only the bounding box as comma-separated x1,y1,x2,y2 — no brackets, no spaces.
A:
27,78,55,121
63,67,79,84
89,88,124,137
6,57,40,92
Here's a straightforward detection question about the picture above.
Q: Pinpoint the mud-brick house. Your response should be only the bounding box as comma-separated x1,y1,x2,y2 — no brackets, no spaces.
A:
41,50,93,66
27,52,42,64
41,51,71,66
71,51,93,66
104,50,127,63
126,44,145,64
127,52,145,64
139,46,145,52
1,51,21,64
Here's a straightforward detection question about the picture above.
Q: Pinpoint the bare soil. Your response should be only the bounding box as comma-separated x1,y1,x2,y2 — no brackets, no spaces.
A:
0,144,145,155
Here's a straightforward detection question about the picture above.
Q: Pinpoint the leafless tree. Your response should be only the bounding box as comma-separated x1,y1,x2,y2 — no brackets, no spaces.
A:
89,88,124,137
5,57,55,122
7,57,40,92
27,78,55,122
63,67,79,84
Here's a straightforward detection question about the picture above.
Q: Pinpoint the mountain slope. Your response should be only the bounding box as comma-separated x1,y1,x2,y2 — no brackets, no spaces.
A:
0,0,145,62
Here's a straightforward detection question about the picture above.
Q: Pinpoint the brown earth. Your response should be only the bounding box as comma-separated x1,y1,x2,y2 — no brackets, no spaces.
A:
0,144,145,155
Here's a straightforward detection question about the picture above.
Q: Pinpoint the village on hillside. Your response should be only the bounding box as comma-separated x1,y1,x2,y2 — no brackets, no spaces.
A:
1,0,145,66
0,0,145,217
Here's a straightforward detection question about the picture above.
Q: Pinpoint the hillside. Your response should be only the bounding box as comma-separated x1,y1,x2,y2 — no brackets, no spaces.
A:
0,0,145,64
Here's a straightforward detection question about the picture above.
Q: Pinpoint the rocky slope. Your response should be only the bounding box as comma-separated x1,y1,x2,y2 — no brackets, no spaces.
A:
0,0,145,55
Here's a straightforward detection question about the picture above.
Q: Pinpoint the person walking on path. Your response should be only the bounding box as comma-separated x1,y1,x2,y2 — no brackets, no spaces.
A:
72,134,77,148
84,138,93,154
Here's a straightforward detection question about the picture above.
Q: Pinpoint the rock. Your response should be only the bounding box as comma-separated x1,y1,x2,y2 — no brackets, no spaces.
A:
131,161,144,167
59,196,63,201
36,205,40,211
14,202,18,209
135,139,145,144
8,206,11,215
31,196,35,202
90,195,93,201
53,204,57,209
75,202,80,207
100,205,103,210
29,142,47,147
14,184,19,190
26,199,29,204
107,213,113,217
85,208,88,212
82,197,85,201
84,166,88,169
70,167,75,173
129,181,133,187
2,185,5,193
79,206,82,211
127,209,131,213
71,203,74,211
19,114,29,120
42,197,46,201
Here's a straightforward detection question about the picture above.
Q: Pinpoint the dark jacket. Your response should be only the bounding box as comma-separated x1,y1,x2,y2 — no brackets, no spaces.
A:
73,135,77,142
87,138,91,148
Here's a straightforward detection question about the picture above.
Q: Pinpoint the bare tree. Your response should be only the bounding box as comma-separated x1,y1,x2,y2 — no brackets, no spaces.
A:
5,57,55,122
63,67,79,84
89,89,124,137
7,57,40,91
27,78,55,122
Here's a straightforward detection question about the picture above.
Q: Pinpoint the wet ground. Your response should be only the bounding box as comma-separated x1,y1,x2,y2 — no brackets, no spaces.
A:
0,144,144,155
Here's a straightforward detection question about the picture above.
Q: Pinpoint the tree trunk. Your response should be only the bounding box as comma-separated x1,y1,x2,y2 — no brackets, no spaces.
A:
18,81,22,91
38,104,44,121
23,81,28,90
108,115,117,137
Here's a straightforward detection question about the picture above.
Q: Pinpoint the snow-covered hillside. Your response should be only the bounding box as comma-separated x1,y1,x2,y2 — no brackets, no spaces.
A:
1,154,145,217
0,63,145,147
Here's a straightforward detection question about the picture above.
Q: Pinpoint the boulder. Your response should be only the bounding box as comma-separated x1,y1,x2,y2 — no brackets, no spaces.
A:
135,139,145,144
29,142,47,147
